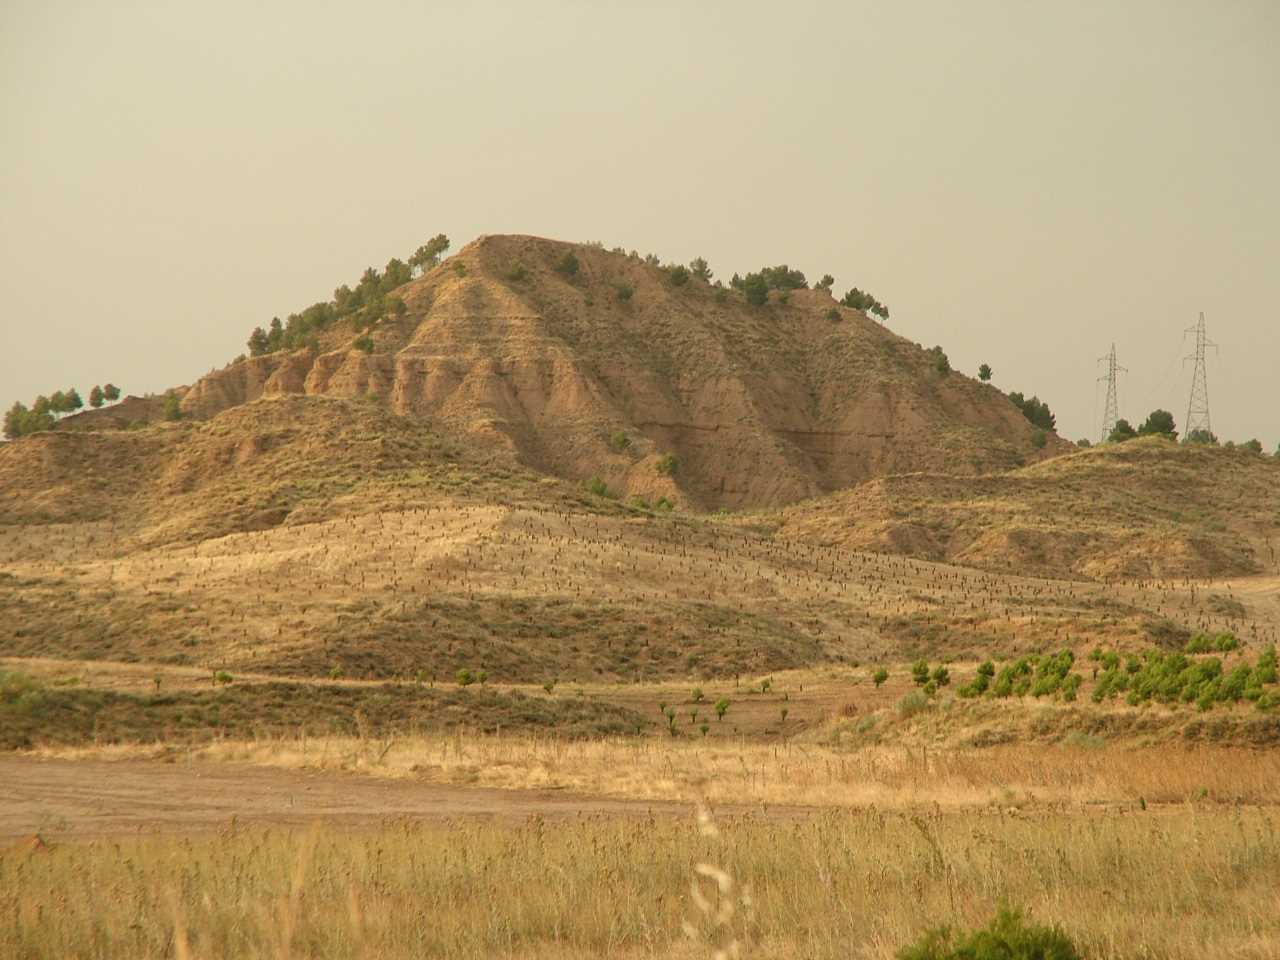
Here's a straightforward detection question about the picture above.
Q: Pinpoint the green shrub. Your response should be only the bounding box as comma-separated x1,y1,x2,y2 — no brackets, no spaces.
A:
911,660,930,686
353,335,374,353
615,282,633,301
585,475,611,497
927,346,950,375
873,668,889,688
655,454,678,476
897,906,1080,960
456,669,475,686
667,265,690,286
609,431,631,452
506,263,528,282
742,273,769,306
555,252,579,277
826,307,842,322
897,690,928,719
1030,428,1048,449
0,671,47,718
958,673,988,698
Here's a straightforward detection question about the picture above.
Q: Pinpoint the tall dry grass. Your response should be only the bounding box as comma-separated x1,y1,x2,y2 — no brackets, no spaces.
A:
39,732,1280,809
4,807,1278,959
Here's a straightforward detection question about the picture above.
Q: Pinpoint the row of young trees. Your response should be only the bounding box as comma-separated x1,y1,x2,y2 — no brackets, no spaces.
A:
246,234,449,357
4,384,120,439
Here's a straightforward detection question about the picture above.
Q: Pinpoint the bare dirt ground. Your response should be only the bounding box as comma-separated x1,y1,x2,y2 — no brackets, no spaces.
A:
0,755,718,840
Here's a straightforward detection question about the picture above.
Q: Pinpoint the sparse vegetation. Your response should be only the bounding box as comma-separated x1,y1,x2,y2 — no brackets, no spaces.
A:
244,236,444,357
555,251,580,278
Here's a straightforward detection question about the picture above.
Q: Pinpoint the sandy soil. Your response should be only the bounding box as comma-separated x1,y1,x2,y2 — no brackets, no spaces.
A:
0,756,736,840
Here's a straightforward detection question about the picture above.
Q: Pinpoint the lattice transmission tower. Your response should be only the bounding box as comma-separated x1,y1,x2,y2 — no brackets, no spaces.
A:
1098,343,1126,443
1184,312,1216,438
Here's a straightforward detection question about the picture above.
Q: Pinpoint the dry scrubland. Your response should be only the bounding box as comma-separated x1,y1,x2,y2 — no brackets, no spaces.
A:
4,237,1280,957
6,790,1280,959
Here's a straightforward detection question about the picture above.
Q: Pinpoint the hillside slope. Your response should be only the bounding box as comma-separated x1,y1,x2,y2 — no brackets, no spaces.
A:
772,438,1280,580
173,235,1064,509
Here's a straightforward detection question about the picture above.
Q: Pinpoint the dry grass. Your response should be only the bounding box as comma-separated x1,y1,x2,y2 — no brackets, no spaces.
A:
776,436,1280,581
34,732,1280,810
5,805,1278,959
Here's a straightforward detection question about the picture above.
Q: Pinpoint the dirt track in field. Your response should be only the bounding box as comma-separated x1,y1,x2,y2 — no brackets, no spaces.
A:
0,756,739,840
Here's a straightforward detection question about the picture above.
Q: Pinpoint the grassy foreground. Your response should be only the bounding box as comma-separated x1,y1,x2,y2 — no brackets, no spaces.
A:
5,807,1278,959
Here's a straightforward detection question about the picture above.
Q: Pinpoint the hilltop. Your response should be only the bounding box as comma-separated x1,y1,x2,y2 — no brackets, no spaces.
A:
161,234,1063,510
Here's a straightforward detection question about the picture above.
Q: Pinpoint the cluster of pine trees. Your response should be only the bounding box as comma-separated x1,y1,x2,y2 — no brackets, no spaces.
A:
246,234,448,357
4,384,120,439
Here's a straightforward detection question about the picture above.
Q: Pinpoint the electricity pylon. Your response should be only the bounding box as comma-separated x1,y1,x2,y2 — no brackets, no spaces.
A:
1184,312,1216,438
1098,343,1126,443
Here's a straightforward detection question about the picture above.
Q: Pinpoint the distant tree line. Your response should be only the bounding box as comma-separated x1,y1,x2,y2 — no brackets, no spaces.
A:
246,233,448,358
4,384,119,439
1091,411,1272,454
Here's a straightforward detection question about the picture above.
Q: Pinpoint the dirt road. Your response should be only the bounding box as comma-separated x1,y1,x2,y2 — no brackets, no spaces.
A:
0,756,707,839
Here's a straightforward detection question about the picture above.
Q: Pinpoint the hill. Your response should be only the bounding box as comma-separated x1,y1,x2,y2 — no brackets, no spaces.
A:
772,437,1280,580
168,234,1064,510
2,233,1277,706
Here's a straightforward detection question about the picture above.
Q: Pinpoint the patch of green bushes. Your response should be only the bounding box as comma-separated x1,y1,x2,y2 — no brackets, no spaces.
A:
897,906,1080,960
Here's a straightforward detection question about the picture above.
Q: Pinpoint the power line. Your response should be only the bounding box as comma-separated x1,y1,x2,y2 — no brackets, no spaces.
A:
1098,343,1126,443
1184,312,1217,438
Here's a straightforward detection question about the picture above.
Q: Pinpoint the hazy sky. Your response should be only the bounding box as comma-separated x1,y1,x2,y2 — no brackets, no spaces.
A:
3,1,1277,446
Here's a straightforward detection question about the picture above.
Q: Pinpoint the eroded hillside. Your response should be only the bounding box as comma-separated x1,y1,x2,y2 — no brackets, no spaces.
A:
172,235,1063,510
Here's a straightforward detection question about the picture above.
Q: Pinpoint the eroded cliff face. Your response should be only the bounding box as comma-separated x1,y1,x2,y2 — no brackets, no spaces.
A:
178,234,1067,509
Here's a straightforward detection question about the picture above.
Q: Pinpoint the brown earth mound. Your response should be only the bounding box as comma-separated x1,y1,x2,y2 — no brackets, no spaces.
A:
772,437,1280,580
172,235,1065,510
